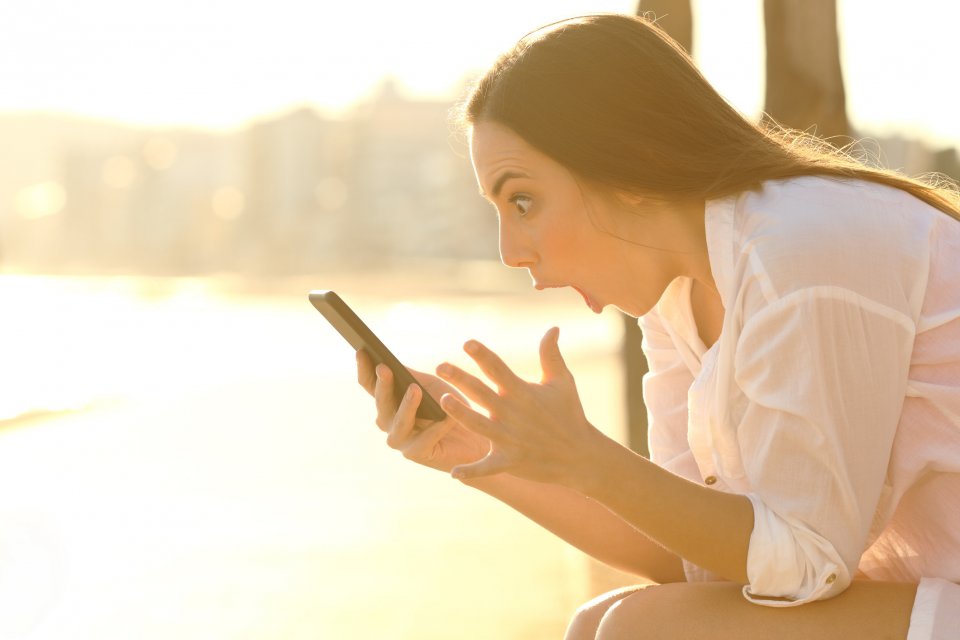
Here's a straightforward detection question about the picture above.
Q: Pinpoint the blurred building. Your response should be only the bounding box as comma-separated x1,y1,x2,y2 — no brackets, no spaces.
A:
230,81,497,274
2,100,952,277
860,132,960,182
342,78,497,268
241,107,347,274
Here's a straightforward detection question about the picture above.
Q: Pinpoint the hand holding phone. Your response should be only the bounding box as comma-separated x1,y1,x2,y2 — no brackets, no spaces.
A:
309,290,446,421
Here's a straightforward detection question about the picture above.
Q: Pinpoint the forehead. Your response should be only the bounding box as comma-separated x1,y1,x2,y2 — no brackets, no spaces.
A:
470,121,529,152
469,122,541,172
470,122,570,198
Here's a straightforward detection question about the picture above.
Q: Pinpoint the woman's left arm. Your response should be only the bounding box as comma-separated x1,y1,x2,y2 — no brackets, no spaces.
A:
436,327,755,584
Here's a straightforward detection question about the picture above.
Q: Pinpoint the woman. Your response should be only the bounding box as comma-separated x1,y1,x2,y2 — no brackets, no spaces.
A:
356,14,960,639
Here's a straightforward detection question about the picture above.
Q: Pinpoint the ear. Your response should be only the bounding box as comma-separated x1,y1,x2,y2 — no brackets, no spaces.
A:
616,190,646,208
610,190,660,220
614,190,678,218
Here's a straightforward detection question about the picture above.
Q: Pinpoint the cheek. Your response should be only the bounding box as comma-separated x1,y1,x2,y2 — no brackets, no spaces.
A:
548,202,595,250
537,223,581,263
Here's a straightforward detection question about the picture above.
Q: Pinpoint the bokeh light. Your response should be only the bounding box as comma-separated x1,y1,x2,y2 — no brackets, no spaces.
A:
14,182,66,220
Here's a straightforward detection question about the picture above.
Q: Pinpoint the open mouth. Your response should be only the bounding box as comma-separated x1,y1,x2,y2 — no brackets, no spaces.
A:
535,282,603,314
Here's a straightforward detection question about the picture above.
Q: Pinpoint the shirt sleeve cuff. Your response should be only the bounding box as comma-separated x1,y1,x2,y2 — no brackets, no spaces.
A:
742,493,850,607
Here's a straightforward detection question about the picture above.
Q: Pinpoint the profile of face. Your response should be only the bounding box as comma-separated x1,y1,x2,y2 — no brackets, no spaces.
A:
469,121,700,318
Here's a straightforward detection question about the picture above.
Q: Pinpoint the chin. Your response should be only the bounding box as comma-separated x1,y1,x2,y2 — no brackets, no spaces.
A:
612,304,639,318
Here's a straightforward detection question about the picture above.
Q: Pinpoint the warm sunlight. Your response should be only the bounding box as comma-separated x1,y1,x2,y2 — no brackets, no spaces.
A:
2,0,957,145
14,182,66,220
2,2,959,638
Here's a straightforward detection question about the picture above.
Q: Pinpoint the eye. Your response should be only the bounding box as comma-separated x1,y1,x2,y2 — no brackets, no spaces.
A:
508,194,533,217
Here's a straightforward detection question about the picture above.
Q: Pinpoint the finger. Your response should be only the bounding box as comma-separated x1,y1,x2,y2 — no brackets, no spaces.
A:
357,349,376,395
435,362,501,410
406,368,431,387
440,393,503,440
451,451,509,480
539,327,572,383
373,364,398,431
401,418,458,460
463,340,523,392
386,384,421,449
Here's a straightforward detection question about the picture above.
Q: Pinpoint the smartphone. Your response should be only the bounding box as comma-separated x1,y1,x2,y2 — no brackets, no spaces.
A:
308,290,446,422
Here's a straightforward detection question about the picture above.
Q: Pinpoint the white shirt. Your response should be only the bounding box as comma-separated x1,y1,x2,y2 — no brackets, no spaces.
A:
639,176,960,606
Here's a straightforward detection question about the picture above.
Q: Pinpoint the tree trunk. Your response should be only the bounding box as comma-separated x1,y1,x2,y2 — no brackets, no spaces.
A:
764,0,849,139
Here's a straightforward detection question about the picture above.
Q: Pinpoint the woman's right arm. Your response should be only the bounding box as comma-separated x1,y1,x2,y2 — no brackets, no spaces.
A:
468,308,700,584
357,349,685,585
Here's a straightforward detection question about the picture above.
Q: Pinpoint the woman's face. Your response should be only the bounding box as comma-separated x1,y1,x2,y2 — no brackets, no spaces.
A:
469,121,703,317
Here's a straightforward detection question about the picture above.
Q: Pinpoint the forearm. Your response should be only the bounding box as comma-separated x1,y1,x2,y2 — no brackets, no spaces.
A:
460,472,686,584
571,430,754,584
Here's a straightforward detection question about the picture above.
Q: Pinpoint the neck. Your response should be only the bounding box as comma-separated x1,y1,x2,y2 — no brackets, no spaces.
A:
671,198,715,292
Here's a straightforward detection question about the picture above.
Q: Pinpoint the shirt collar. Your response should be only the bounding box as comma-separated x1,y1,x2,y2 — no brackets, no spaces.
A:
704,193,737,310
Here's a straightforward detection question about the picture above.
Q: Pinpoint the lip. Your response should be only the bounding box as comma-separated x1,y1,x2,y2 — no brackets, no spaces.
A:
534,281,603,314
572,286,604,314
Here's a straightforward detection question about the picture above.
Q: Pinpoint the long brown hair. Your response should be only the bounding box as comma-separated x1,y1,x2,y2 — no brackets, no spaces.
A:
457,13,960,220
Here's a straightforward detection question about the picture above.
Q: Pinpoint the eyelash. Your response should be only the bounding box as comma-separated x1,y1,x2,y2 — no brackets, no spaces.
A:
508,194,533,217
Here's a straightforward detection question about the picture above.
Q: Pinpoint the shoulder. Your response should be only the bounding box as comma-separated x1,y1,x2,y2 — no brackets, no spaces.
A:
734,175,935,242
721,177,936,309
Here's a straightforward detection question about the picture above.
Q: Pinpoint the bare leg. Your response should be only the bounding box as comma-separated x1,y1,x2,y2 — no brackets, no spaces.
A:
564,585,651,640
595,580,917,640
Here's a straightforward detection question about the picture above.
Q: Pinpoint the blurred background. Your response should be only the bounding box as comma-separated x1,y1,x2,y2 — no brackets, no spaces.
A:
1,1,957,638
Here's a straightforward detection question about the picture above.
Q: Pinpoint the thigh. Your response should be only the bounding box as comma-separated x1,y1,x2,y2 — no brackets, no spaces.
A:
596,580,917,640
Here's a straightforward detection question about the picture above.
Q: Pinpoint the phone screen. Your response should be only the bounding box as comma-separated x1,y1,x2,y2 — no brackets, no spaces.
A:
309,290,446,422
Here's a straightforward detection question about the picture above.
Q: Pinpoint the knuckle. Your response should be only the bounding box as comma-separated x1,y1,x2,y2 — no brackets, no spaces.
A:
385,431,399,449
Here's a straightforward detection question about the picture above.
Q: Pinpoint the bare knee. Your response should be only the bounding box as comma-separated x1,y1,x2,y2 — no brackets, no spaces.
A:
564,585,649,640
595,582,687,640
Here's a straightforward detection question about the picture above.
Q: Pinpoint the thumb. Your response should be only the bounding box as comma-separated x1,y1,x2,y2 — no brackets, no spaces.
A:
539,326,570,383
451,451,508,480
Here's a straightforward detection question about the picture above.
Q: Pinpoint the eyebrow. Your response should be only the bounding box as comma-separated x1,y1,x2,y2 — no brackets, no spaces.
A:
480,171,530,199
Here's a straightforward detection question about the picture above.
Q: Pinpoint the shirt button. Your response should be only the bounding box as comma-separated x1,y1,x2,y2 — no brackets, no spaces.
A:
826,574,837,584
704,476,718,486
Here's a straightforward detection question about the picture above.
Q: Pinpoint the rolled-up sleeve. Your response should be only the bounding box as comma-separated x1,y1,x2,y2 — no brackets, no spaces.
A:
733,286,916,605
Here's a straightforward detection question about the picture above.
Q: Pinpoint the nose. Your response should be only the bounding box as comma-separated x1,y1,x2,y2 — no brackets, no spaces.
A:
498,218,536,269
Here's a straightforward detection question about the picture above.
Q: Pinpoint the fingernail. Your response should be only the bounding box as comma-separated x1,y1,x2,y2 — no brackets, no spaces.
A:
464,341,478,354
451,468,465,480
436,363,452,377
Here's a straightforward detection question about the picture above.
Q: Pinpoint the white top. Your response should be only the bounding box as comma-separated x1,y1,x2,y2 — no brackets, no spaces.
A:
639,176,960,606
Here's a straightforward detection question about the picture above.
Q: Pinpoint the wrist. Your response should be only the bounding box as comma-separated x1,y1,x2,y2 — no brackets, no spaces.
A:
457,472,511,492
566,426,624,497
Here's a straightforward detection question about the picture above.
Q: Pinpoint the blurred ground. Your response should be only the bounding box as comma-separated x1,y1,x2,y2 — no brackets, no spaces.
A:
0,269,638,639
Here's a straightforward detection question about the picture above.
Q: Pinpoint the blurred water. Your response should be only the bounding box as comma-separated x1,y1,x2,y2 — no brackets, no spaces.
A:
0,275,627,639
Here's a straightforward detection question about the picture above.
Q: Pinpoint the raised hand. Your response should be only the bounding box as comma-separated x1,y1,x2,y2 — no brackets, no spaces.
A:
435,327,603,485
356,350,490,473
